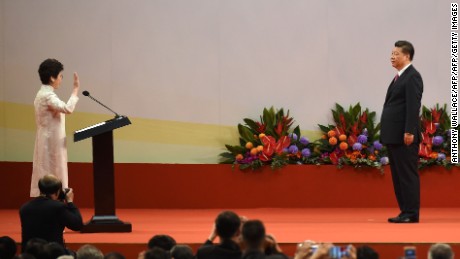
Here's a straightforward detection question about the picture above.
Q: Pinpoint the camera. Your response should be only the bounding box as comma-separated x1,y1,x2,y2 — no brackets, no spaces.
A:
58,188,70,201
404,246,416,259
311,245,351,259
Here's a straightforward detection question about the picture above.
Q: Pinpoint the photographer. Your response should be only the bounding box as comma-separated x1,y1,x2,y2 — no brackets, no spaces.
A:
19,174,83,252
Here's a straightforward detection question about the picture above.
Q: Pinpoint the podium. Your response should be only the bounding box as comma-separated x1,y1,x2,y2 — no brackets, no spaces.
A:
74,116,132,233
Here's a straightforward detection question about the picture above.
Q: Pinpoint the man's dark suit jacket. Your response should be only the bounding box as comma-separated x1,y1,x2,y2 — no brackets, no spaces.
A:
196,239,242,259
380,64,423,144
19,196,83,250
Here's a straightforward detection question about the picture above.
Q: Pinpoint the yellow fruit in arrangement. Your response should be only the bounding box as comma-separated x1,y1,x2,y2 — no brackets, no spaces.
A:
245,142,254,149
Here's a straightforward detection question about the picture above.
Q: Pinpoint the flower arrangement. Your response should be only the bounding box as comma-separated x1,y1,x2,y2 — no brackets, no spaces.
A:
315,103,387,172
220,107,315,170
418,104,457,169
221,103,457,172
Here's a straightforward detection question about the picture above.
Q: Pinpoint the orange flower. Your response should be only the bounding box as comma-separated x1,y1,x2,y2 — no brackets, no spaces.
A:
327,130,336,138
235,154,244,161
339,134,347,141
430,152,438,159
339,142,348,150
245,142,254,149
368,154,376,161
329,137,338,145
250,148,258,156
259,133,266,139
256,145,264,152
321,134,327,139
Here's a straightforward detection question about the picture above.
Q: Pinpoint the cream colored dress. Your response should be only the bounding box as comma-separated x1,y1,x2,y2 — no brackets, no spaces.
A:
30,85,79,197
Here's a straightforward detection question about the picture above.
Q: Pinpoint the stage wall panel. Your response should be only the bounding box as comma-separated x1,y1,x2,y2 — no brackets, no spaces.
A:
1,162,459,209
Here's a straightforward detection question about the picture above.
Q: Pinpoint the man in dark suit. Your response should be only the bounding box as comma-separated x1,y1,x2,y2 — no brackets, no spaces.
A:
380,40,423,223
241,220,288,259
19,174,83,251
196,210,242,259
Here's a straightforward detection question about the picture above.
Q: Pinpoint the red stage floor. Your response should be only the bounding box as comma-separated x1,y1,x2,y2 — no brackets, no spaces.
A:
2,208,460,258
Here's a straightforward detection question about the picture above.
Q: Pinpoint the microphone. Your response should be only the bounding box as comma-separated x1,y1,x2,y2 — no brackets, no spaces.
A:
82,90,121,118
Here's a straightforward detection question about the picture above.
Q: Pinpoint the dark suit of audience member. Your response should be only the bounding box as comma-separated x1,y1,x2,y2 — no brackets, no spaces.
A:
196,211,242,259
381,40,423,224
19,174,83,251
241,220,288,259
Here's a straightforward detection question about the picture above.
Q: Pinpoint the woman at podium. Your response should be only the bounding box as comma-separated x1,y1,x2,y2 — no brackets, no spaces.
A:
30,59,80,197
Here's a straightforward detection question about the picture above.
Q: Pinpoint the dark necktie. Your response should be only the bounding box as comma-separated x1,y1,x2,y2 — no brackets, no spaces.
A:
394,74,399,82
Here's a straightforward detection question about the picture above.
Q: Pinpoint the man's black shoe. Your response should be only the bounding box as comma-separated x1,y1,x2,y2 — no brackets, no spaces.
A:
388,216,419,223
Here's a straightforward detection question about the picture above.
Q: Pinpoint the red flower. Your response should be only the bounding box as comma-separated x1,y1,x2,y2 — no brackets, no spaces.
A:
360,111,368,124
423,120,436,135
260,135,291,160
255,122,266,133
431,108,442,123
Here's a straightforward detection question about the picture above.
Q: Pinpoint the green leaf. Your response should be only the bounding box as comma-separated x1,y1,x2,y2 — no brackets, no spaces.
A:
318,124,330,133
238,124,255,143
243,118,259,132
224,144,246,155
293,125,301,138
263,107,276,127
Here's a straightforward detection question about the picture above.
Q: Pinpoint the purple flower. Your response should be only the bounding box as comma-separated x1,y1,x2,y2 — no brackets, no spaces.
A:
352,142,362,151
380,156,389,165
321,152,330,159
432,136,444,146
367,146,375,154
289,133,298,141
300,136,309,145
288,145,299,154
357,134,368,144
437,153,446,161
301,148,311,158
240,152,259,164
373,141,383,150
362,128,368,136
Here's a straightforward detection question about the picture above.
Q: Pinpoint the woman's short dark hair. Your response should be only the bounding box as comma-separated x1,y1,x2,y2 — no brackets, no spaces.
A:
38,58,64,85
395,40,415,61
38,175,62,196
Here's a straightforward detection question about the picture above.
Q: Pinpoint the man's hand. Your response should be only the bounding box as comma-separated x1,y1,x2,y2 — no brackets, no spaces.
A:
294,240,316,259
404,133,414,145
208,224,217,242
65,188,74,203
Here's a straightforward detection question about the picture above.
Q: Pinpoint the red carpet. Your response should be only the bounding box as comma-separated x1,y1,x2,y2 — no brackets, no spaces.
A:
1,162,460,258
2,208,460,258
